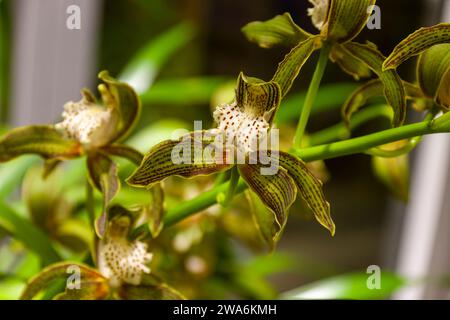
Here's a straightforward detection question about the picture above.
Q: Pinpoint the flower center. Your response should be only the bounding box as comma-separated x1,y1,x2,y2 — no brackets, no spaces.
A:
213,102,269,153
99,237,153,287
56,100,114,146
308,0,329,31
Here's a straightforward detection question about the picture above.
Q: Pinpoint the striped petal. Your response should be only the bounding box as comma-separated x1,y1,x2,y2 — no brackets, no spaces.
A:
330,44,372,80
278,152,335,236
272,37,319,97
127,131,232,188
383,23,450,70
238,163,297,229
0,125,81,162
343,42,406,127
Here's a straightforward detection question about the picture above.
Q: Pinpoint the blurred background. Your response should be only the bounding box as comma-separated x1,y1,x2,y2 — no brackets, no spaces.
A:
0,0,449,299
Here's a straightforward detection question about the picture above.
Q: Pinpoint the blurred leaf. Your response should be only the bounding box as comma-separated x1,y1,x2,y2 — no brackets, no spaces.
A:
119,22,196,94
0,278,25,299
276,83,358,123
0,202,60,266
20,262,107,300
0,156,38,198
372,141,410,202
242,13,310,49
384,23,450,70
87,153,120,238
0,125,82,163
140,77,229,106
281,271,406,300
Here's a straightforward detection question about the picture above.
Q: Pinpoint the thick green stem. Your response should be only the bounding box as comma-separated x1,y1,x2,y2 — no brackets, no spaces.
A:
293,43,331,148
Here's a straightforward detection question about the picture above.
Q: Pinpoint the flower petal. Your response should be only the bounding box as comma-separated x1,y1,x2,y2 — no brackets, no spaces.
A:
417,44,450,109
242,12,311,49
0,125,81,162
278,152,335,236
330,44,372,80
383,23,450,70
272,37,319,97
87,152,120,238
323,0,376,43
118,274,186,300
343,42,406,127
98,71,141,143
238,163,297,229
127,131,233,188
236,72,281,119
342,79,422,127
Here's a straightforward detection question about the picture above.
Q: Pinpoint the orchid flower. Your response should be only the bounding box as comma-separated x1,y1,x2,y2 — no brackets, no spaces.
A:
0,71,142,237
127,73,335,236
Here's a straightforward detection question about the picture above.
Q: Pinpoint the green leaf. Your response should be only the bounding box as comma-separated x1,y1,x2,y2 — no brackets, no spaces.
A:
0,279,26,300
330,44,372,80
0,156,38,198
0,125,81,163
238,163,297,232
0,201,60,266
372,143,410,202
242,13,311,49
236,72,281,120
417,44,450,109
98,71,141,143
20,262,108,300
87,152,120,238
344,42,406,127
278,152,335,236
323,0,376,43
272,37,318,97
118,274,185,300
383,23,450,70
127,131,233,188
280,271,406,300
119,22,196,93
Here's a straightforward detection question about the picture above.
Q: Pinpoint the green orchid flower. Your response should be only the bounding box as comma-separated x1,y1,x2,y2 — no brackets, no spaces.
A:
20,206,184,300
242,0,407,127
127,73,335,236
0,71,143,237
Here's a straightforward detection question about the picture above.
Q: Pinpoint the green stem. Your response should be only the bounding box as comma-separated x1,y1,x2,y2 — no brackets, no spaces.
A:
86,180,95,228
293,43,331,148
293,119,440,162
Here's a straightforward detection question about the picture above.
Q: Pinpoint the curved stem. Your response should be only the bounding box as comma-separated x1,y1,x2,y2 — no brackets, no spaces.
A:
222,166,240,205
293,43,331,148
